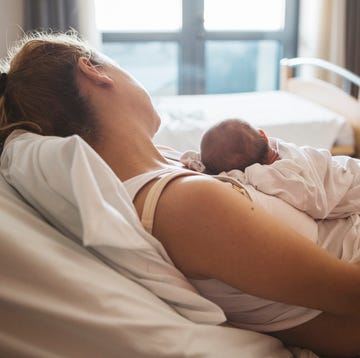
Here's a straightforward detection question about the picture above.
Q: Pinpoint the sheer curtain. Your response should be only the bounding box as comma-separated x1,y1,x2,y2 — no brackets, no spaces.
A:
77,0,101,49
24,0,100,48
297,0,345,84
345,0,360,96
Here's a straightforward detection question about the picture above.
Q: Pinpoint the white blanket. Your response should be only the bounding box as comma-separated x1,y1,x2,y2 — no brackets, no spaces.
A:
225,139,360,264
0,131,225,325
227,139,360,219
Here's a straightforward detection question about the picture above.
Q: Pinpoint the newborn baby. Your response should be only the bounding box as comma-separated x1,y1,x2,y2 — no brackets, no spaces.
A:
180,118,280,174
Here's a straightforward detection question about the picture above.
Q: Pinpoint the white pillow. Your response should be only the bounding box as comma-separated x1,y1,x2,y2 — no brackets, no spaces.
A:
0,140,295,357
1,131,226,324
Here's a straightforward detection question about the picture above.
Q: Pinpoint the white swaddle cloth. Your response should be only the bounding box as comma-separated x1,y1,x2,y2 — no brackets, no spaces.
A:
0,130,226,325
227,138,358,219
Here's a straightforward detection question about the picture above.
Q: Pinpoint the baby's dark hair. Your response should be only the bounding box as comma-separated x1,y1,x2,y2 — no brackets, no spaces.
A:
200,118,269,174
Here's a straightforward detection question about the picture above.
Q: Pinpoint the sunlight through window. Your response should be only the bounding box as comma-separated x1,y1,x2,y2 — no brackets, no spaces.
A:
94,0,298,95
94,0,182,32
204,0,285,31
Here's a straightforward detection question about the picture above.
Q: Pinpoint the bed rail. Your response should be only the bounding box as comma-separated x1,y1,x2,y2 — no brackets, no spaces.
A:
280,57,360,157
280,57,360,101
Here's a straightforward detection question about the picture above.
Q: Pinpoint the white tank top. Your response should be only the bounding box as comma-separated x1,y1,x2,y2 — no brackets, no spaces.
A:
123,166,321,333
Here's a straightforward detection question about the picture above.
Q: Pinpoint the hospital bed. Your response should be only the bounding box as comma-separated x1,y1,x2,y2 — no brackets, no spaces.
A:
153,58,360,157
0,132,318,358
1,58,359,357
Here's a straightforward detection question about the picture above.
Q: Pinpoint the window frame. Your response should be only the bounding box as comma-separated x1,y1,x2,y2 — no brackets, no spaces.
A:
101,0,299,94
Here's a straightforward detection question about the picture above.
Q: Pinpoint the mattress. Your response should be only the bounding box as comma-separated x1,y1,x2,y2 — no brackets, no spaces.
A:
152,91,353,153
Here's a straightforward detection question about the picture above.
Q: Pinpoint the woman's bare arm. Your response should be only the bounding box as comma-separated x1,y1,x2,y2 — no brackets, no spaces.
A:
150,175,360,317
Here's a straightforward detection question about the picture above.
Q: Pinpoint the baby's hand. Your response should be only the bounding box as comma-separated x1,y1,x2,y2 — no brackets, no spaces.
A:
180,150,206,172
266,147,281,164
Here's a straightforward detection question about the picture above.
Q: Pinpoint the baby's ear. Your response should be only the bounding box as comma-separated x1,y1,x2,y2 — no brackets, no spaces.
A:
258,129,269,142
77,57,113,86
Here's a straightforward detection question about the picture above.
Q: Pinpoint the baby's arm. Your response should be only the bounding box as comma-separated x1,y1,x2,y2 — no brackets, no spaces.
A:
179,150,206,172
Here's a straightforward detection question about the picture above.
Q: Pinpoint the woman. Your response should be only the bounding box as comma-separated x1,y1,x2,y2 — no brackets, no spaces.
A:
0,32,359,357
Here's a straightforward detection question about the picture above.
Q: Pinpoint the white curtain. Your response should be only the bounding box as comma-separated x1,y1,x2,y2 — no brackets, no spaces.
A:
24,0,101,50
0,0,24,58
297,0,346,84
77,0,101,49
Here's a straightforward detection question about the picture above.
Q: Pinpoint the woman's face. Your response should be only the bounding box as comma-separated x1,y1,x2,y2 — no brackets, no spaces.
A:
104,61,161,137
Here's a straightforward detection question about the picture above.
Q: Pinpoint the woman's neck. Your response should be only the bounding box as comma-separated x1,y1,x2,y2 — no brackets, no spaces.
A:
95,130,169,181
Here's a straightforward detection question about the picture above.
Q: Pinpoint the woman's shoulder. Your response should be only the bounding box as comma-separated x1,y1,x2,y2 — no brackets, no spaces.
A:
152,172,256,278
171,171,249,195
159,172,253,221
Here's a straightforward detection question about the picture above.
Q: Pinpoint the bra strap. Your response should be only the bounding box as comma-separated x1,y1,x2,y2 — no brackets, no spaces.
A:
141,170,201,234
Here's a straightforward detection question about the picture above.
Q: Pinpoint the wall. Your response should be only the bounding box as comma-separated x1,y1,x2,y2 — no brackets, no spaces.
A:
0,0,24,59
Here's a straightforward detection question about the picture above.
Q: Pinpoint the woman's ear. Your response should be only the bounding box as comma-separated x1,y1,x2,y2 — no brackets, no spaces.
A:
258,129,269,142
77,57,113,86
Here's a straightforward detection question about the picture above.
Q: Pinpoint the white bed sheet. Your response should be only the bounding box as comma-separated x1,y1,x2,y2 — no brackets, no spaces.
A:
0,173,297,358
0,132,320,357
152,91,353,153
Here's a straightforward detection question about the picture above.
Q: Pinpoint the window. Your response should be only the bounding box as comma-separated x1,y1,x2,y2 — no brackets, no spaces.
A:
95,0,299,95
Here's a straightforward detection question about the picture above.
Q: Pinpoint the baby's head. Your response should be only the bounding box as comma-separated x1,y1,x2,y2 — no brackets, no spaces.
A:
200,118,269,174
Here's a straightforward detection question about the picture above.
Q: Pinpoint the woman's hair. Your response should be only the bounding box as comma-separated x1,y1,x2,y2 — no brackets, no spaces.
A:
200,118,269,174
0,31,104,154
